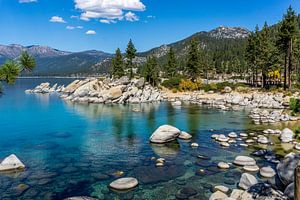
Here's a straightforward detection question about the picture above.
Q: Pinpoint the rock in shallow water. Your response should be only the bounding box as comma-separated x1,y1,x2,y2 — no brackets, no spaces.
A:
178,131,192,140
64,197,98,200
0,154,25,172
149,125,181,143
238,173,258,190
260,166,276,178
109,177,138,190
233,156,256,166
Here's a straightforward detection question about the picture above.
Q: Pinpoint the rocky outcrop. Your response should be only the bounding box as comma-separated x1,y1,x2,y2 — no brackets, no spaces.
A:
249,109,298,124
0,154,25,171
61,77,162,104
25,82,64,94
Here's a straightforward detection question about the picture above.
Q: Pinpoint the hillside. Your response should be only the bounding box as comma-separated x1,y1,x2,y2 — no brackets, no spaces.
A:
0,45,112,76
0,26,250,76
93,26,250,75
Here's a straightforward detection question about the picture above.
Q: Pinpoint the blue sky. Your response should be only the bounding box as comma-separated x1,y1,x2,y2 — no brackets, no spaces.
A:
0,0,299,53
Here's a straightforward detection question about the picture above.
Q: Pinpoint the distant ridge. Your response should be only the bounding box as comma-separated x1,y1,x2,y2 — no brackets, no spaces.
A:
0,26,250,76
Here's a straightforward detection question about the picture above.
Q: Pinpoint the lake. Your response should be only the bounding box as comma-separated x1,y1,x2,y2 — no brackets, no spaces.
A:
0,78,280,200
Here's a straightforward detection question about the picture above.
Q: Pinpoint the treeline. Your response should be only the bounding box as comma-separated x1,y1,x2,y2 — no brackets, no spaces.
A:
246,6,300,90
110,6,300,90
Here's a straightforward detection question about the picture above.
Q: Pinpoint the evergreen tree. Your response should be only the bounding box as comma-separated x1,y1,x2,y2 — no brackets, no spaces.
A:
111,48,124,78
165,47,178,77
257,22,275,88
277,6,299,89
125,39,137,79
143,55,159,86
186,39,201,81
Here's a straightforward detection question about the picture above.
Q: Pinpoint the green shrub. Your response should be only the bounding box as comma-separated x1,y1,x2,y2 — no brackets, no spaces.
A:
295,126,300,139
161,76,182,89
289,98,300,113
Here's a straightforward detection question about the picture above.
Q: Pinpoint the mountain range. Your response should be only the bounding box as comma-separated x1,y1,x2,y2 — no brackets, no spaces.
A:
0,26,250,76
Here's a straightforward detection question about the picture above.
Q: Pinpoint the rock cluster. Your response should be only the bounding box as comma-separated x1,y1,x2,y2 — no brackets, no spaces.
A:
60,77,162,104
249,108,298,124
25,82,64,94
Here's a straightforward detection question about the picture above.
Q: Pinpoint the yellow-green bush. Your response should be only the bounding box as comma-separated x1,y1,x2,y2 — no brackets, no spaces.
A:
179,79,202,91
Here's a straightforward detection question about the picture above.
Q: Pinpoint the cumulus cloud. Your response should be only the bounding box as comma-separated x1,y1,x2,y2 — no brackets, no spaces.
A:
50,16,66,23
86,30,96,35
66,25,83,30
74,0,145,23
125,11,138,22
19,0,37,3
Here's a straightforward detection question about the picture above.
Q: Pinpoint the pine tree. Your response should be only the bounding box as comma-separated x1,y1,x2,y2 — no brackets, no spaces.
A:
111,48,124,78
125,39,137,79
257,22,275,88
165,47,178,77
277,6,299,89
186,39,201,81
143,56,159,86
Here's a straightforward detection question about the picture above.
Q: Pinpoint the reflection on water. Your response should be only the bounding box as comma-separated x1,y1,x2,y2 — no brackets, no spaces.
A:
0,78,298,199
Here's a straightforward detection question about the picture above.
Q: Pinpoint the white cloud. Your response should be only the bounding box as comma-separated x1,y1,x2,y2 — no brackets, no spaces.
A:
74,0,145,23
147,15,155,19
70,15,79,19
100,19,116,24
19,0,37,3
125,11,138,22
50,16,66,23
66,25,83,30
86,30,96,35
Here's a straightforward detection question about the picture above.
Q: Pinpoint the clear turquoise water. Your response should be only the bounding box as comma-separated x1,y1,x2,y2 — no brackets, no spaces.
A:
0,78,262,200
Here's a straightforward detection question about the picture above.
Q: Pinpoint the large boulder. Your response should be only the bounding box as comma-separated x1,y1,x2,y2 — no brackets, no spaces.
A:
238,173,258,190
135,77,145,88
284,182,294,200
0,154,25,171
109,177,138,190
280,128,294,143
233,156,256,166
277,152,300,186
149,125,181,143
108,86,123,100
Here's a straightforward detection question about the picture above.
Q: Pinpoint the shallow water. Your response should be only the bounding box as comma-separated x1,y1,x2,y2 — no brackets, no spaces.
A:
0,78,288,200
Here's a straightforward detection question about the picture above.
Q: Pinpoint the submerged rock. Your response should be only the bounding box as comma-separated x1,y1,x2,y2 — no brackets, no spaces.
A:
64,197,98,200
109,177,138,190
149,125,181,143
0,154,25,172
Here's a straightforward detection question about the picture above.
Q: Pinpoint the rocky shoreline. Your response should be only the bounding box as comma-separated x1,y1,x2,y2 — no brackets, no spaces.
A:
25,77,300,124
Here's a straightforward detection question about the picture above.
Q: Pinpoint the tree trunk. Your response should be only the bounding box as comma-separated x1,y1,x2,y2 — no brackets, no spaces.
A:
288,39,293,88
284,54,288,90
